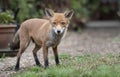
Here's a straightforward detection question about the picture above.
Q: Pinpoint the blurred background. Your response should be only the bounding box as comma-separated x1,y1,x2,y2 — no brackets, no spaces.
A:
1,1,120,76
0,0,120,30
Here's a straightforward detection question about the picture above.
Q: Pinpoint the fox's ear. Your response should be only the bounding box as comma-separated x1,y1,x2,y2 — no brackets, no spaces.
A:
45,8,54,18
64,10,74,19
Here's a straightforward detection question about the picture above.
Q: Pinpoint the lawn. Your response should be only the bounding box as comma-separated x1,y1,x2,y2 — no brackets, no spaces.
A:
12,53,120,77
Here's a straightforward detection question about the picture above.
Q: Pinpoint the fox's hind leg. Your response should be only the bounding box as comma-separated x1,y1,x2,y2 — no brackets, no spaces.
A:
15,32,30,71
32,44,41,66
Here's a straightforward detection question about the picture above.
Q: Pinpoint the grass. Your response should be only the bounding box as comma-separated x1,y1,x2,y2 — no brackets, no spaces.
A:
112,36,120,43
12,53,120,77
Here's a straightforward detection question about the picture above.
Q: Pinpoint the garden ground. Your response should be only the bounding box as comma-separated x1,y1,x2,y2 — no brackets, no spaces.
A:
0,28,120,77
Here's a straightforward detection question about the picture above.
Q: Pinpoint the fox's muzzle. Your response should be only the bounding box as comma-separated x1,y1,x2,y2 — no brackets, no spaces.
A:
57,30,61,34
53,27,65,35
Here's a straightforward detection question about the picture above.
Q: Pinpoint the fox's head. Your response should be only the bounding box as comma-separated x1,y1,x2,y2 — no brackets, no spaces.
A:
45,8,74,35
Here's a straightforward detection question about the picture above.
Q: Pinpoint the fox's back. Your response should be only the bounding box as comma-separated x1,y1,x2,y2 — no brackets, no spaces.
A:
20,18,49,31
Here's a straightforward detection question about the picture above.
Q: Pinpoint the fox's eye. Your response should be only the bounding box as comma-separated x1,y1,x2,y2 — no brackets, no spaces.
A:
52,22,56,25
61,22,66,25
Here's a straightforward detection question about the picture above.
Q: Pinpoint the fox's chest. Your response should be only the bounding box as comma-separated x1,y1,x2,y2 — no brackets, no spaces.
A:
45,28,64,47
46,36,61,47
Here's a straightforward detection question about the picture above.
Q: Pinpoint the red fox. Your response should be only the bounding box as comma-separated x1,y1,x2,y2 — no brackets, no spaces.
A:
10,8,74,71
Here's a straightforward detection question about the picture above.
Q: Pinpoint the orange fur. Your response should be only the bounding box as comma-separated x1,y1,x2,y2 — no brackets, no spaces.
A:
11,8,74,71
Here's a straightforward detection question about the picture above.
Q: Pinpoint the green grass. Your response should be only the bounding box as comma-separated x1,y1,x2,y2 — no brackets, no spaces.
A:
12,53,120,77
112,37,120,43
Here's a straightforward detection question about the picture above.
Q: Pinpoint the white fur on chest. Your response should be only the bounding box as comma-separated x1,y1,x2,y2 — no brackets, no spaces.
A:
46,29,65,47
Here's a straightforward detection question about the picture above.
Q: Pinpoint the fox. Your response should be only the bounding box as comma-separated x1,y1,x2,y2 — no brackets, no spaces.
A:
10,8,74,71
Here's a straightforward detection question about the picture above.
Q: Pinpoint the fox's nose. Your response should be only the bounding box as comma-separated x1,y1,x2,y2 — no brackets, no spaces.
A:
57,30,61,34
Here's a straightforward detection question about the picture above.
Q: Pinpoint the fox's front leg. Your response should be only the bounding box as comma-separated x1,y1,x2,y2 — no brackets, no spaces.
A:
52,46,59,65
43,45,49,68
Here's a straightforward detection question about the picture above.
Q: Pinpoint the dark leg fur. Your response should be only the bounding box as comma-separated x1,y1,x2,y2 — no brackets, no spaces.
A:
15,48,25,71
52,46,59,65
32,45,41,66
45,59,48,68
43,46,49,68
15,57,20,71
33,53,41,66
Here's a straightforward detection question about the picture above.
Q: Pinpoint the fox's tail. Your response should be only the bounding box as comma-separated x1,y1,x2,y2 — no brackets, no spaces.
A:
9,30,20,50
